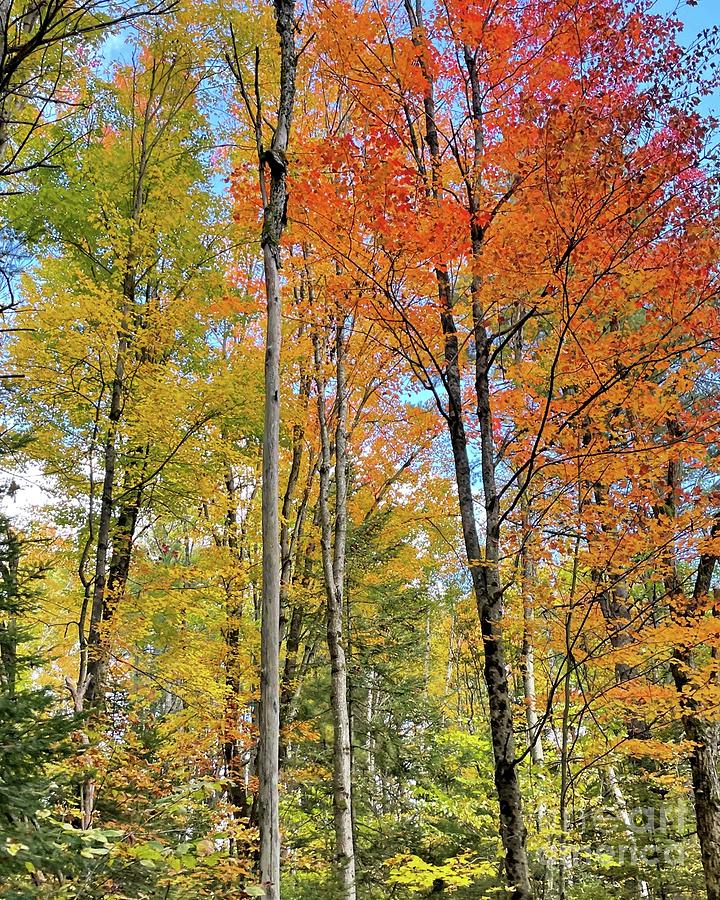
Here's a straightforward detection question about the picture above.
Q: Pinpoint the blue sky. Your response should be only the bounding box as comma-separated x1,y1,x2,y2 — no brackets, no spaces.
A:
666,0,720,34
658,0,720,111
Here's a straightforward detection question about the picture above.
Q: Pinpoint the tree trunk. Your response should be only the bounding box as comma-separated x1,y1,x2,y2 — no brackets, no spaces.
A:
661,449,720,900
83,337,126,713
685,717,720,900
82,79,151,714
671,566,720,900
253,3,297,894
399,3,532,890
464,66,532,898
220,463,254,835
395,3,532,889
314,323,357,900
591,485,652,741
520,501,544,766
106,448,148,604
258,236,282,898
0,524,20,695
280,369,310,602
280,528,317,744
396,7,532,888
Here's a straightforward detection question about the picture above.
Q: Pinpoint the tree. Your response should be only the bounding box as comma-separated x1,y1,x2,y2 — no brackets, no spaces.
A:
0,0,169,185
228,1,299,895
297,0,720,895
313,316,356,900
3,1,720,898
9,32,233,826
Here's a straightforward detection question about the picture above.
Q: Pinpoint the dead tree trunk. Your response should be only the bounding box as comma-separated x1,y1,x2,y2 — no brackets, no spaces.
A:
228,3,298,894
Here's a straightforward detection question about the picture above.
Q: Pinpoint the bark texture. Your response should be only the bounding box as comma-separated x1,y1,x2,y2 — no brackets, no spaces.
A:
661,449,720,900
315,324,357,900
254,4,298,895
520,508,544,767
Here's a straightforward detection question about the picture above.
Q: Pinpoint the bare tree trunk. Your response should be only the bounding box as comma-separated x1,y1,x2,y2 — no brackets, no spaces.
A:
277,368,314,762
73,328,128,829
672,558,720,900
220,464,254,836
258,235,283,900
314,323,357,900
280,527,317,745
280,366,310,614
0,525,20,696
81,59,156,714
463,49,531,894
106,448,148,602
239,4,298,895
513,316,544,769
68,62,203,834
471,325,532,899
520,501,543,766
593,485,651,741
684,717,720,900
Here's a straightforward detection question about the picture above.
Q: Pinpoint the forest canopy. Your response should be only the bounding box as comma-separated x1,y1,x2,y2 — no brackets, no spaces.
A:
1,0,720,899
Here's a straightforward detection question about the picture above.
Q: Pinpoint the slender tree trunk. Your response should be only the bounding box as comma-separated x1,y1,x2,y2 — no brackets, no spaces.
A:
684,717,720,900
220,464,254,834
520,501,544,766
314,324,357,900
83,334,126,712
258,237,282,899
81,74,153,715
434,264,531,895
277,373,314,757
280,528,317,743
513,319,544,768
365,669,376,783
0,525,19,694
464,72,531,900
0,0,12,156
69,61,194,830
671,564,720,900
250,4,298,894
473,352,532,899
71,332,126,829
592,485,651,741
558,613,573,900
280,368,310,611
331,323,356,900
106,448,148,603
